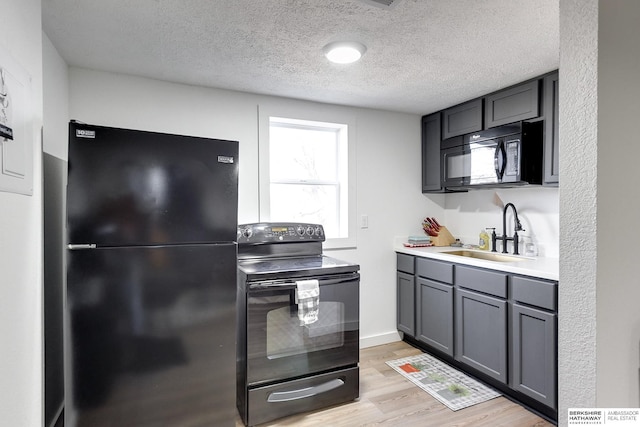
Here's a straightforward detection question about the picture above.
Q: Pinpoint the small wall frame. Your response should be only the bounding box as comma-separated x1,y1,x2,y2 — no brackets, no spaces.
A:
0,45,34,196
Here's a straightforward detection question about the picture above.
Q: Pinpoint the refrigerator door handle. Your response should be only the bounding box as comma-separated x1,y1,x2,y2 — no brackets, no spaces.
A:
67,244,97,250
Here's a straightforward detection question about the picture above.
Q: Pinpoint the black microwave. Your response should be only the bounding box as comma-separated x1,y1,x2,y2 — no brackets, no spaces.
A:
441,121,543,189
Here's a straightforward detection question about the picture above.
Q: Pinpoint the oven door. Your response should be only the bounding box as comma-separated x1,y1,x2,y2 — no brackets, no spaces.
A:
245,273,359,386
442,139,505,187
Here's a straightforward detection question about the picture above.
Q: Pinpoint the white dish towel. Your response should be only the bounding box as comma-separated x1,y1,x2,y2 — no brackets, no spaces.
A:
296,279,320,325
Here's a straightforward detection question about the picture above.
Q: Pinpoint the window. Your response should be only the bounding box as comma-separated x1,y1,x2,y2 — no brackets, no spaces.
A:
258,106,356,249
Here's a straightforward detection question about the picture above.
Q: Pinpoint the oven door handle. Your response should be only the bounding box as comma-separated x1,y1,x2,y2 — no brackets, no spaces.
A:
267,378,345,403
248,273,359,290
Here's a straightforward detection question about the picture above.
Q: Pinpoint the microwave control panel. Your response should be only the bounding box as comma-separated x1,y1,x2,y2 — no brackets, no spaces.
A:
505,138,520,176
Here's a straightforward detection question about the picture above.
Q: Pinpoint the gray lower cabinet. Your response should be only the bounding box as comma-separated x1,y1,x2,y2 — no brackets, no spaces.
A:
511,303,557,410
396,254,415,337
510,274,558,410
416,278,453,356
397,271,415,337
395,253,558,415
455,288,508,384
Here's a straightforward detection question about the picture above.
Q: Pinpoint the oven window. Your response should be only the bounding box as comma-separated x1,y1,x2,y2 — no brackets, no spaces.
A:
266,301,345,360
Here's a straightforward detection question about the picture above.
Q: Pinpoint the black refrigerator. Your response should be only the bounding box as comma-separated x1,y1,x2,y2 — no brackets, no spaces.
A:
65,122,238,426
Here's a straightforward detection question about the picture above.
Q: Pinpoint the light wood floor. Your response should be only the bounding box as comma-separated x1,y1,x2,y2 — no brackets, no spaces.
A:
236,340,554,427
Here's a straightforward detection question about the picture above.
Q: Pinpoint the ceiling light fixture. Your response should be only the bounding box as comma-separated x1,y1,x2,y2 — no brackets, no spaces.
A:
323,41,367,64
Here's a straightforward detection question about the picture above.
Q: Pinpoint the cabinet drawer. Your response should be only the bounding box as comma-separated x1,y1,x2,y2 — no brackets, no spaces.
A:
511,276,557,311
455,265,507,298
396,253,415,274
416,258,453,284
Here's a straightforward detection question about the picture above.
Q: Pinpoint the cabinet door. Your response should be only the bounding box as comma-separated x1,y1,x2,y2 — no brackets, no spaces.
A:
421,112,444,192
455,289,507,383
416,278,453,356
485,80,540,128
511,304,557,409
543,72,559,185
442,99,483,139
397,271,415,337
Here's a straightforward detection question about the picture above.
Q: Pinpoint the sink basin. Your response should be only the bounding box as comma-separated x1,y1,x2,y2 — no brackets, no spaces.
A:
441,250,526,263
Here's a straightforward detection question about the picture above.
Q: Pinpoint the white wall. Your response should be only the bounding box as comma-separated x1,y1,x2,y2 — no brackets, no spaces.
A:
68,67,442,346
43,34,69,159
0,0,43,425
596,0,640,409
559,0,640,421
558,0,599,421
443,187,559,258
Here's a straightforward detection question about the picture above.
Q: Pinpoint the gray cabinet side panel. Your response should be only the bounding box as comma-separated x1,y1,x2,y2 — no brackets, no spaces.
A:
422,113,443,192
543,72,560,184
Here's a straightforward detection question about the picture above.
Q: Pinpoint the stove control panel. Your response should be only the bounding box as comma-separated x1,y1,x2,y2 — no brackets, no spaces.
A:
237,222,325,244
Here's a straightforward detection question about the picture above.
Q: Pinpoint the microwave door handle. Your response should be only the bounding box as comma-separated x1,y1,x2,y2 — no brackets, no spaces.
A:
494,141,507,180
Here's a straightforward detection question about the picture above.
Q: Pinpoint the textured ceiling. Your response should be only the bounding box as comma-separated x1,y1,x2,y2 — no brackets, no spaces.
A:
42,0,559,115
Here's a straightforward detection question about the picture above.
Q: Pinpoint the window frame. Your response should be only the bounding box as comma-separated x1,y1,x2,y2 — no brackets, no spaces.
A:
258,103,357,250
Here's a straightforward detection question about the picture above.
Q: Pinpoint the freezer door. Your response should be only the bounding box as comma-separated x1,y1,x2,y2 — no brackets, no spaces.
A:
67,122,238,246
65,244,237,426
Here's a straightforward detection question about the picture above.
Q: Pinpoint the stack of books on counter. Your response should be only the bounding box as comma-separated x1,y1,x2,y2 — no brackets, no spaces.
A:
403,235,433,248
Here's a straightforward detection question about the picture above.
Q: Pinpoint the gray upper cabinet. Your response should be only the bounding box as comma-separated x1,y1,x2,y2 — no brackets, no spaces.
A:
485,80,540,128
421,71,559,191
543,72,559,185
442,99,483,139
421,112,444,193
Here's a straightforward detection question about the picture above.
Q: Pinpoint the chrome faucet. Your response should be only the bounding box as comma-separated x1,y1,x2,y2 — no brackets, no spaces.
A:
491,203,524,255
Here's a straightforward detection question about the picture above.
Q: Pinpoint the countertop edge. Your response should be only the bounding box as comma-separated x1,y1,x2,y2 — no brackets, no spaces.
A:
394,245,559,281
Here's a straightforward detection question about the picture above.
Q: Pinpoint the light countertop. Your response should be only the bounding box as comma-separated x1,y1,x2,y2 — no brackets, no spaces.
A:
394,243,559,281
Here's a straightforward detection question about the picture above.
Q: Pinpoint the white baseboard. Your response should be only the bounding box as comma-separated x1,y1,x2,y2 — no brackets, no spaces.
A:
359,331,402,349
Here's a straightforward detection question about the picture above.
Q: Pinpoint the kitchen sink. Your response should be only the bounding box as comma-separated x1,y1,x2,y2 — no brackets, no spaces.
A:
441,250,527,263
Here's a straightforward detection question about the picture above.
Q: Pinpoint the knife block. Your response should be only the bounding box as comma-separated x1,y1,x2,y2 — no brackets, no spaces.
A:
430,226,456,246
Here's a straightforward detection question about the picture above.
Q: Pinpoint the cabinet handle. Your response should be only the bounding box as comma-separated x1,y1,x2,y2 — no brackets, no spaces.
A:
494,141,507,180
